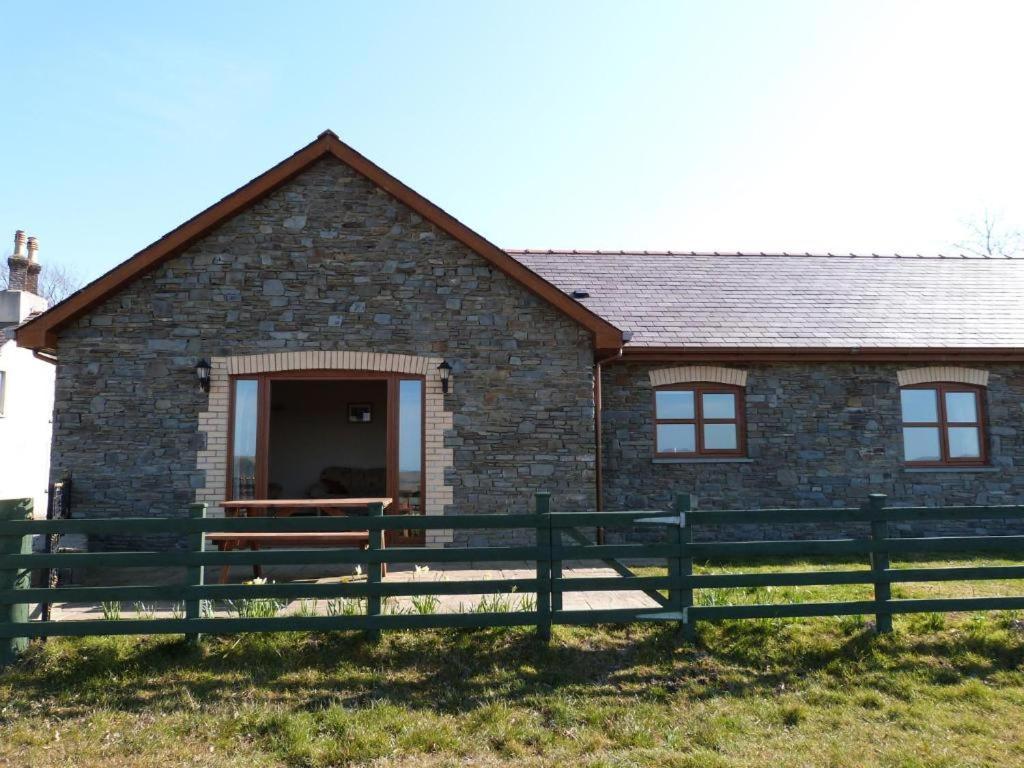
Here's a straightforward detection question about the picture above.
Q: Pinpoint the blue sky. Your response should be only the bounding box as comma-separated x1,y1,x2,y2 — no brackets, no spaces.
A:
2,1,1022,284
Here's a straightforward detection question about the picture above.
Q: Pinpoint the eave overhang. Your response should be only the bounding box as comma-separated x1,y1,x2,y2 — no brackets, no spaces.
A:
610,346,1024,364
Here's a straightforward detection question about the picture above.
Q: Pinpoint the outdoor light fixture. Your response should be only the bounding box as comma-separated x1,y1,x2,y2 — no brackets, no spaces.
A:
195,358,212,393
437,360,452,394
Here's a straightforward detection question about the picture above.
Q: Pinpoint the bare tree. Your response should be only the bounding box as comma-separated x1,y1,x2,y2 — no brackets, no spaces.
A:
1,260,83,304
35,263,83,304
955,210,1024,257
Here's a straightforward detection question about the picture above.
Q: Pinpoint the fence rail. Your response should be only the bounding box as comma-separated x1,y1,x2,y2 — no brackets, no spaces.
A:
2,493,1024,665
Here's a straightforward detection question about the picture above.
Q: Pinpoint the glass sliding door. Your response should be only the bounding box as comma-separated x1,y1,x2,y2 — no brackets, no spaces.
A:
230,378,259,499
226,372,427,547
397,379,423,514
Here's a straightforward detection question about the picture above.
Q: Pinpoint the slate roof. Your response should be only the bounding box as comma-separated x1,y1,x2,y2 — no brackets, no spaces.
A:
511,250,1024,349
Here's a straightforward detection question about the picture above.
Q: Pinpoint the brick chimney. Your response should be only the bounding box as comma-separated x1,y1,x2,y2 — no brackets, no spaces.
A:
25,235,41,294
6,230,32,291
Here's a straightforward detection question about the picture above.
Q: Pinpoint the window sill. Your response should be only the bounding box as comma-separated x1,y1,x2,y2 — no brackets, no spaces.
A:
903,466,999,474
653,457,753,465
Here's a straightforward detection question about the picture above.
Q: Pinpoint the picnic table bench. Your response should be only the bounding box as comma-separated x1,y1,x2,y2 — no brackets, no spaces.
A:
209,498,391,583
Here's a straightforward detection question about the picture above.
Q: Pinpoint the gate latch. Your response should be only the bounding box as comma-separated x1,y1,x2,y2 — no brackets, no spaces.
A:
635,511,686,527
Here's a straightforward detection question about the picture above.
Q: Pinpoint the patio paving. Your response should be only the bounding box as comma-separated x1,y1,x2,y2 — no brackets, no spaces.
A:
39,563,662,622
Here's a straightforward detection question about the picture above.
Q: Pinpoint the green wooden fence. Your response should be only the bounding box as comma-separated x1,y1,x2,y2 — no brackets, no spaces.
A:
3,492,1024,666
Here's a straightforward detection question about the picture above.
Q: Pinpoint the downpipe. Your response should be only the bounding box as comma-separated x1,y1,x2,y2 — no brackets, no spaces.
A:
594,347,623,545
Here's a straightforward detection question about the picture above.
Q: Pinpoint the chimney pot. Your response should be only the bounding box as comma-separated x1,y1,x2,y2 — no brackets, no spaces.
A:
25,236,41,294
7,229,30,291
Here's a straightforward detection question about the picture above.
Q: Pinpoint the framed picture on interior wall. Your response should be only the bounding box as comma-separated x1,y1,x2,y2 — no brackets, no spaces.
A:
348,403,373,423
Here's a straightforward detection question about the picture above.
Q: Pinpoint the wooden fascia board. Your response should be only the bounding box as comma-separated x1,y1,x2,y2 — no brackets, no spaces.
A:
16,132,622,351
613,346,1024,364
16,137,330,350
319,137,623,348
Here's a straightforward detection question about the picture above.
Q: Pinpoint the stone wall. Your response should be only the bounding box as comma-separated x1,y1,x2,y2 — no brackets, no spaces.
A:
51,156,596,549
600,362,1024,542
49,154,1024,553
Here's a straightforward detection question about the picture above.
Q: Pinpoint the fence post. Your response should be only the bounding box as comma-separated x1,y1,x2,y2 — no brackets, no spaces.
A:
670,493,696,641
868,493,893,634
550,497,562,613
365,501,385,642
1,498,33,667
185,502,207,646
535,492,552,642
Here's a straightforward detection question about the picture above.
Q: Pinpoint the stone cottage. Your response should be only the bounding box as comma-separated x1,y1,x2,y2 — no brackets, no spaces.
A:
15,131,1024,546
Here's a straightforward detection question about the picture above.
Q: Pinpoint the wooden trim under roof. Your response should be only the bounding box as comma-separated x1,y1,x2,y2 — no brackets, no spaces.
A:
615,346,1024,364
15,131,624,351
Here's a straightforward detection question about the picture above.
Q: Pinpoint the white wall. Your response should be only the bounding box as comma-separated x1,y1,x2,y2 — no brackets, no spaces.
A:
0,335,54,517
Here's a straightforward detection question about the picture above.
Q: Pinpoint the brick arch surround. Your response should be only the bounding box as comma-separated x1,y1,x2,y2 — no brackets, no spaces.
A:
648,365,748,387
896,366,989,387
195,351,454,546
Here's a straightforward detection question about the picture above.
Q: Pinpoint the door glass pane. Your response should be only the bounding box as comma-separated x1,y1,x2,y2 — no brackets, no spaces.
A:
901,389,938,422
398,379,423,514
268,379,387,500
945,391,978,423
948,427,981,458
231,379,258,499
903,427,940,461
655,390,694,419
702,393,735,419
703,423,737,450
657,424,696,453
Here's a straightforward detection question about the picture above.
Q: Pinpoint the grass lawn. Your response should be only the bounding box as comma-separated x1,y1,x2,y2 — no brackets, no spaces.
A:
3,557,1024,767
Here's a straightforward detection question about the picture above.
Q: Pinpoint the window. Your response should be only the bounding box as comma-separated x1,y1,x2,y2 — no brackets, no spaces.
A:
654,384,745,457
230,379,259,499
900,384,986,465
397,379,423,514
0,370,6,416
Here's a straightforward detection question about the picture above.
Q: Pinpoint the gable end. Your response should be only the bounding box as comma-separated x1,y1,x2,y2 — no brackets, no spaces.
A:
16,131,622,351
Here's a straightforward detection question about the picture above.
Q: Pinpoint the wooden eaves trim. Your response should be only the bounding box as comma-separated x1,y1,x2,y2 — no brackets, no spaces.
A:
16,130,624,352
615,346,1024,364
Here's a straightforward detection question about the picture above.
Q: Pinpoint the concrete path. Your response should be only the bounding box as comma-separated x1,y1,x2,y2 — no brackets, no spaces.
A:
42,563,661,622
378,565,660,613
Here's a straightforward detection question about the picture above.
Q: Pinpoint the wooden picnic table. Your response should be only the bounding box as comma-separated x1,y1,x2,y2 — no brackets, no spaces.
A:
211,498,392,583
221,497,393,516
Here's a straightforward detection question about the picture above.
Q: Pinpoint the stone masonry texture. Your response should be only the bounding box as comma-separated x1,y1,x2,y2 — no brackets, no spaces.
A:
50,157,596,549
47,155,1024,551
601,362,1024,542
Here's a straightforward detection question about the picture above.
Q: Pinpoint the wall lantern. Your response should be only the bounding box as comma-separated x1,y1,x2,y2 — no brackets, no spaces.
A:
437,360,452,394
195,358,212,393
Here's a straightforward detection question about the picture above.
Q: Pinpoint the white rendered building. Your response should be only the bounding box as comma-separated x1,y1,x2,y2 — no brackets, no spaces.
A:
0,230,53,517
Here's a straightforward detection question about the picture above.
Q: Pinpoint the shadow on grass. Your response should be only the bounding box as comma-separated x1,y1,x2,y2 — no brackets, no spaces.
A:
4,612,1024,721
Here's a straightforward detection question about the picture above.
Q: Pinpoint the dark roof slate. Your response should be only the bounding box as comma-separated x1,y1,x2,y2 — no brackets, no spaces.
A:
510,250,1024,349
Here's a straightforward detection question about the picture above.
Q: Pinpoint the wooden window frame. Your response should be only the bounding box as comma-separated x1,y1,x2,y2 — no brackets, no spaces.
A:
653,382,746,458
900,382,988,467
225,371,427,519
